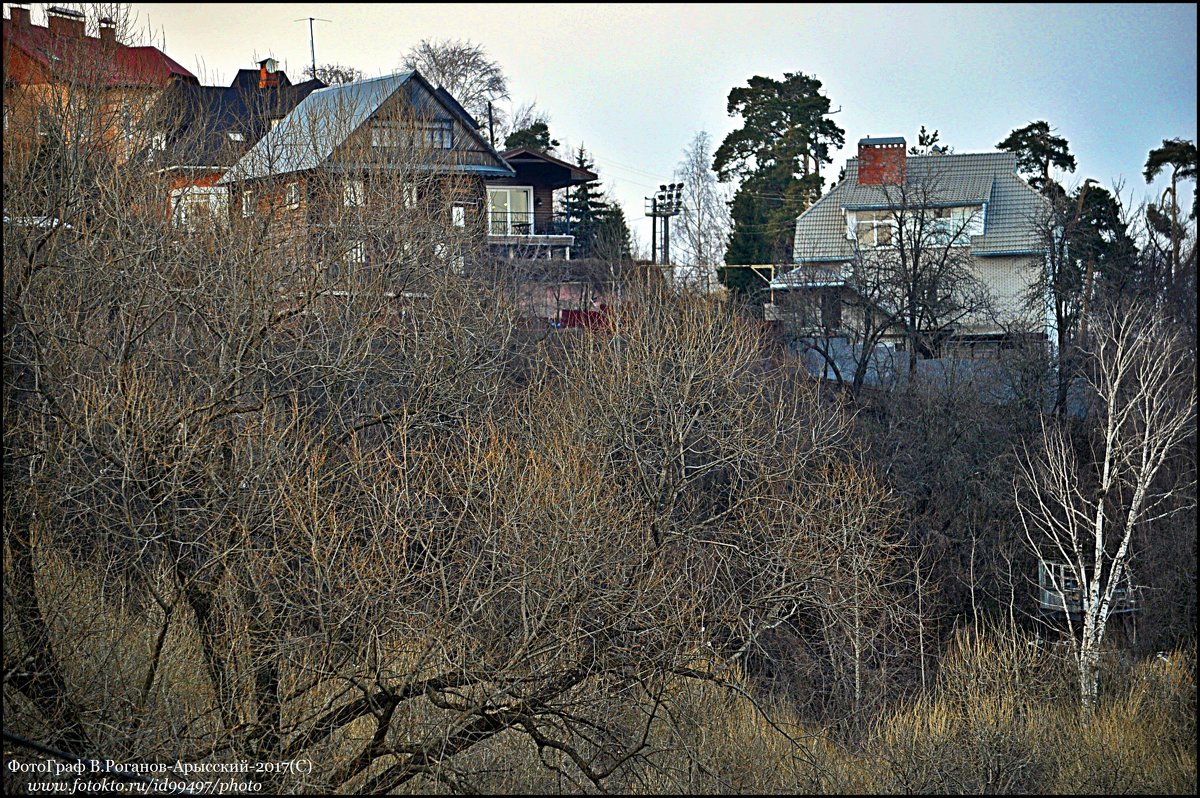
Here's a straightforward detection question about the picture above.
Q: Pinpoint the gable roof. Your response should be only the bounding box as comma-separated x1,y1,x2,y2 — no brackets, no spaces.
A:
499,146,598,189
2,16,196,87
793,151,1052,262
154,74,326,168
218,70,514,184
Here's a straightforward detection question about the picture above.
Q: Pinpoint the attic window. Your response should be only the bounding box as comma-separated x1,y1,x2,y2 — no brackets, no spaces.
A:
423,120,453,150
228,132,246,142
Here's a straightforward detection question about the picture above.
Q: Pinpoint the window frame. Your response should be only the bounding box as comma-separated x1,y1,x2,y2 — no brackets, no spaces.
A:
487,186,535,235
343,178,365,208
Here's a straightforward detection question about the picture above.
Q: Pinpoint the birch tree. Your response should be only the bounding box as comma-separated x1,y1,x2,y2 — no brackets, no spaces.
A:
1014,302,1196,712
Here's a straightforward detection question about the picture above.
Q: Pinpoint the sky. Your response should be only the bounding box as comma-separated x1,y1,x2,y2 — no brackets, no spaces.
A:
12,3,1196,252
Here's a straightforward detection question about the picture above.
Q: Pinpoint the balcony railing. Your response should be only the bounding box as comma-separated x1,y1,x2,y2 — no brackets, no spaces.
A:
488,211,573,238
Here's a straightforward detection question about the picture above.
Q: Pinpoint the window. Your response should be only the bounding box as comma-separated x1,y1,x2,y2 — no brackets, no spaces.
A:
286,182,300,209
119,100,134,143
930,206,984,245
423,119,453,149
487,187,533,235
852,210,895,248
452,204,466,227
242,189,254,218
344,240,366,266
401,182,417,209
344,179,364,207
370,119,453,149
371,121,400,148
172,186,229,232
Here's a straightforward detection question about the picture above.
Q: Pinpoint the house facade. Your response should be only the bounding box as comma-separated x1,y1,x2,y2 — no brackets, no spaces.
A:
150,59,325,231
3,5,197,165
216,70,514,278
774,136,1053,358
487,146,597,260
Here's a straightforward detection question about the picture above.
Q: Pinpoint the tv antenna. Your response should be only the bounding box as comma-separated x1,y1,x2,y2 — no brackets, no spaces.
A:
294,17,330,79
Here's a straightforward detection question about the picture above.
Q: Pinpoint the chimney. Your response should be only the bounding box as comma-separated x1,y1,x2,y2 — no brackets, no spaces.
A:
258,57,280,89
46,6,86,39
98,16,116,46
9,4,31,29
857,136,907,186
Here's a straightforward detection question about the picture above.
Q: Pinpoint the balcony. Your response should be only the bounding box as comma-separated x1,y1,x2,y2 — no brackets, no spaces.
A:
488,211,573,239
488,211,575,258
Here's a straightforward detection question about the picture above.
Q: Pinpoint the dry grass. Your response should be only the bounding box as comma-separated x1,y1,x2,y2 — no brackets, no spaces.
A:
8,553,1194,794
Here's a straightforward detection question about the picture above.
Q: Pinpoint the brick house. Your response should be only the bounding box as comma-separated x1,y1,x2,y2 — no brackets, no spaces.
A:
3,4,197,164
148,58,325,231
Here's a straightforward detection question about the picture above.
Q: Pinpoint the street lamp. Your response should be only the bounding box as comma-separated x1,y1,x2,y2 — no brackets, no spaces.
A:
645,183,684,265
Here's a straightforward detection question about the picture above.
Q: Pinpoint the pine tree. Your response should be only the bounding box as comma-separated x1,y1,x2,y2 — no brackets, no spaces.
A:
713,72,843,286
997,120,1076,191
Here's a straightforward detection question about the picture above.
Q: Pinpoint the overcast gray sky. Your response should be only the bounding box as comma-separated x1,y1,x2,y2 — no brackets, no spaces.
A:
18,3,1197,250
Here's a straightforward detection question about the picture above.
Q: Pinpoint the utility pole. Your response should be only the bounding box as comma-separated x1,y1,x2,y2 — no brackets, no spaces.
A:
294,17,330,79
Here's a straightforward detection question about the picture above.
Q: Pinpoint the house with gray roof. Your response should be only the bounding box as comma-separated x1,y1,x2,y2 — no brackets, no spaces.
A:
773,136,1053,364
215,69,514,275
148,59,326,231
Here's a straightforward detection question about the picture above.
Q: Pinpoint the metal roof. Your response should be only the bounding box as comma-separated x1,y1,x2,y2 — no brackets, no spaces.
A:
793,151,1051,263
218,71,513,183
2,16,197,86
219,72,414,182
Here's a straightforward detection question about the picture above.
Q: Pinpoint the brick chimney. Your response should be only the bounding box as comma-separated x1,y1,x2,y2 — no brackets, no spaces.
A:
9,4,31,29
857,137,907,186
46,6,86,39
98,16,117,46
258,57,280,89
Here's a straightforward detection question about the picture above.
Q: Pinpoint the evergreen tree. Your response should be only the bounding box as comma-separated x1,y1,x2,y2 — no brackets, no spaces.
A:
593,202,633,262
1143,138,1198,280
713,72,844,288
503,121,559,154
909,125,950,155
561,145,614,259
997,120,1076,191
1071,184,1140,300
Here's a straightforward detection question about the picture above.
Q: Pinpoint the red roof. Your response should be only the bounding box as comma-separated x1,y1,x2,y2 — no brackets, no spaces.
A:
3,17,197,87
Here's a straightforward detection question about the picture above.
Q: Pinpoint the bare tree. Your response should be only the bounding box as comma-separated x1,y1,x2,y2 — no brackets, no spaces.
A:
5,29,915,790
672,131,732,288
302,62,363,85
402,37,509,130
785,161,995,395
1015,302,1196,712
